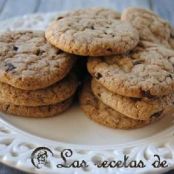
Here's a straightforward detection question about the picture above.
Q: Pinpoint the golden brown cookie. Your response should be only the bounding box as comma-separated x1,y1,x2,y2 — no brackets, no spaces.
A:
121,7,173,48
79,80,163,129
0,98,73,118
0,31,76,90
88,41,174,98
0,74,78,106
91,79,174,120
45,8,139,56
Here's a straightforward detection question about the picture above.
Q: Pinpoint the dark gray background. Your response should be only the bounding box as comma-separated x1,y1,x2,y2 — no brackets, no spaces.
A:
0,0,173,173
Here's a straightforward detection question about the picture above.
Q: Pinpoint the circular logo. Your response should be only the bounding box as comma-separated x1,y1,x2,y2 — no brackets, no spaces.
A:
31,147,53,169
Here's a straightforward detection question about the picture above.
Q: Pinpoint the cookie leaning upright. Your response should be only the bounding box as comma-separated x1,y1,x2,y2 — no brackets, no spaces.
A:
0,31,76,90
121,7,174,49
45,8,139,56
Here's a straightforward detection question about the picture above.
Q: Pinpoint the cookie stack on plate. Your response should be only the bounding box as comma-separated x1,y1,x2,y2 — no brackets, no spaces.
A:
0,31,78,117
46,7,174,129
86,40,174,128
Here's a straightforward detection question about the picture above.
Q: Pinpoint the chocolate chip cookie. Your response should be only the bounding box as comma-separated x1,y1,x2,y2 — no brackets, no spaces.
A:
45,10,139,56
0,98,73,118
0,31,76,90
92,79,173,120
88,41,174,98
80,80,163,129
0,73,78,106
121,7,174,48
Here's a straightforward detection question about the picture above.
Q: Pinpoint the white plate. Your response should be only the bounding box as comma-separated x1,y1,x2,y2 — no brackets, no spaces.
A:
0,12,174,174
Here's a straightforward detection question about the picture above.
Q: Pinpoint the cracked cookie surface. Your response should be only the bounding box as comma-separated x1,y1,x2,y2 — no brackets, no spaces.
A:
121,7,174,48
80,80,163,129
0,73,78,106
0,31,76,90
0,97,73,118
92,79,174,120
88,41,174,98
45,11,139,56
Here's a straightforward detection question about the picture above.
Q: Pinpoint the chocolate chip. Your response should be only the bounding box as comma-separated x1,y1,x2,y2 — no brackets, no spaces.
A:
107,48,112,52
141,90,156,99
26,31,33,34
5,63,16,72
13,46,18,51
95,73,102,80
56,50,63,55
131,97,142,102
5,105,10,111
91,26,95,30
151,110,163,118
133,59,144,65
97,93,101,97
36,49,40,56
166,74,173,79
36,49,45,56
57,16,64,20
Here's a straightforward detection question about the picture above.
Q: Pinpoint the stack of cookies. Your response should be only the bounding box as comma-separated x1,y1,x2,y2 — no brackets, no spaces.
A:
0,7,173,126
46,7,174,129
0,31,78,117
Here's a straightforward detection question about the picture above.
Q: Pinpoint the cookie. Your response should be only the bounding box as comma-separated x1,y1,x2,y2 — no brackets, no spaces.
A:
0,98,73,118
45,12,139,56
92,79,174,120
88,41,174,98
121,7,173,48
80,80,163,129
57,7,121,19
0,73,78,106
0,31,76,90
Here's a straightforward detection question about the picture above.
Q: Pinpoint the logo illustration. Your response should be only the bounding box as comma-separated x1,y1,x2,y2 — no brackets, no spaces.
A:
31,147,53,169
